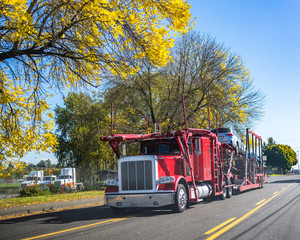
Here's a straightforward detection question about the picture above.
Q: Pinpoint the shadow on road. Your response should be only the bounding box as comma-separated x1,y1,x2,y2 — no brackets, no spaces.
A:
0,205,119,225
269,179,300,184
0,202,206,224
0,204,185,225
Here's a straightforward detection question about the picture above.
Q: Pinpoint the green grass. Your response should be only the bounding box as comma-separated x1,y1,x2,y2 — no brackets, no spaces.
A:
0,183,20,194
0,190,104,209
267,174,282,176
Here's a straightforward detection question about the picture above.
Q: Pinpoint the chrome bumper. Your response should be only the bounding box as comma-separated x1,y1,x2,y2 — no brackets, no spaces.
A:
105,192,175,208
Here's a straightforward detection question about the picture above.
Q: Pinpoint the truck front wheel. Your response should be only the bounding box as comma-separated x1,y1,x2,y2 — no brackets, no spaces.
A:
65,184,71,193
77,184,83,191
220,182,227,200
172,184,188,213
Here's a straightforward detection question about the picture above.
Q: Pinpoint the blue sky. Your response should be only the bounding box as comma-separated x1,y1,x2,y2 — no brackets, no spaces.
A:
189,0,300,168
22,0,300,169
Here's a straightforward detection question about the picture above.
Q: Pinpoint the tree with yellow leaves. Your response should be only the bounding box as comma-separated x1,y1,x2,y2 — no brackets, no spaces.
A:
0,0,192,175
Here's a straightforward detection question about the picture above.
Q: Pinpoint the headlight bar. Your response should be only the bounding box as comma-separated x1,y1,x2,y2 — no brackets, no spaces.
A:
105,179,119,186
158,176,175,185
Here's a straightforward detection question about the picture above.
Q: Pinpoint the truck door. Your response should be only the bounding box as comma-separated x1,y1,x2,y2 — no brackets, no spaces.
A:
193,138,201,180
193,137,212,181
184,141,192,177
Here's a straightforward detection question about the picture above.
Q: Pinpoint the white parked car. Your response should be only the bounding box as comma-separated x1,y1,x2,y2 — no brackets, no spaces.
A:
211,128,245,153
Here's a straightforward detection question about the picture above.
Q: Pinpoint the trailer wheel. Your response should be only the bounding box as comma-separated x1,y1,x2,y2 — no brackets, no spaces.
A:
172,184,188,213
259,179,264,189
226,180,233,198
110,207,126,214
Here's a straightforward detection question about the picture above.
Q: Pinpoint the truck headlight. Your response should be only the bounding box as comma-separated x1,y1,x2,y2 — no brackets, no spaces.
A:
158,176,175,184
105,179,119,186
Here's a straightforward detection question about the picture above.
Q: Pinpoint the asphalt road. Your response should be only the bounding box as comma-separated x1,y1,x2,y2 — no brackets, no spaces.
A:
0,175,299,240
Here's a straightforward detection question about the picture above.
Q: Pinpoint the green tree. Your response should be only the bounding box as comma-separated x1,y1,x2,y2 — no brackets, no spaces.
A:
37,159,46,168
262,137,276,152
45,159,52,169
267,137,276,146
55,92,115,174
264,144,297,173
105,32,264,133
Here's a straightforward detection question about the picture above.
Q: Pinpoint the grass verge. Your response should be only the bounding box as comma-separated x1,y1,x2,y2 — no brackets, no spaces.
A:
0,190,104,209
0,183,20,194
267,174,290,176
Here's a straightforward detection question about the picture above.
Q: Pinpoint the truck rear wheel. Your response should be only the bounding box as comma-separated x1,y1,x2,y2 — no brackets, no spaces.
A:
226,187,233,198
220,188,227,200
219,181,227,200
226,180,233,198
172,184,187,213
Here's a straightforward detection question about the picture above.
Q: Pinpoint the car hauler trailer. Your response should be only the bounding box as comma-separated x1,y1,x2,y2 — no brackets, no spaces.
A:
101,127,266,213
231,129,266,193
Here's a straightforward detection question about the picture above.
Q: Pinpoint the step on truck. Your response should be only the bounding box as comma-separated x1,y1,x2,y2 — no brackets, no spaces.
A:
102,127,266,213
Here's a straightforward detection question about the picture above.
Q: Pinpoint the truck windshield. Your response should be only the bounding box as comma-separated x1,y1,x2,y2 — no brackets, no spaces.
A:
26,177,36,181
140,139,180,155
211,128,231,133
58,175,71,179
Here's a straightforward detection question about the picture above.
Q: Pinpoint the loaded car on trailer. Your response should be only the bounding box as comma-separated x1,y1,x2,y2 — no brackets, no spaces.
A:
211,127,245,153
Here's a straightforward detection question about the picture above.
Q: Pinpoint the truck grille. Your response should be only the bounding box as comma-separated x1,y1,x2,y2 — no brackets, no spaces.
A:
121,160,153,191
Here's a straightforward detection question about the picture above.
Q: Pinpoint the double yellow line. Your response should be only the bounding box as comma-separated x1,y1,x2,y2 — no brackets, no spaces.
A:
22,217,128,240
204,183,295,240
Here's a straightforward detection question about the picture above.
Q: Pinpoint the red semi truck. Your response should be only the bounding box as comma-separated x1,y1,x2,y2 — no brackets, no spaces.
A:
102,127,266,213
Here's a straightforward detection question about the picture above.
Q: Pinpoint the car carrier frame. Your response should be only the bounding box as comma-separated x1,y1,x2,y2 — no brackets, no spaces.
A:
101,103,266,213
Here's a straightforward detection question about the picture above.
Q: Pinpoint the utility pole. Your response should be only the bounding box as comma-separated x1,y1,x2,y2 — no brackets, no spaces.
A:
297,151,300,174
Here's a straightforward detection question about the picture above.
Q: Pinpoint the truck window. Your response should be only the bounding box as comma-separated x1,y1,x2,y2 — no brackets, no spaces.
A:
195,139,201,156
140,139,180,155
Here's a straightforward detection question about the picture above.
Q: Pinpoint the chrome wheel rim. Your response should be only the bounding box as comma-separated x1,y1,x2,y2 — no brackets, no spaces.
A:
178,188,187,208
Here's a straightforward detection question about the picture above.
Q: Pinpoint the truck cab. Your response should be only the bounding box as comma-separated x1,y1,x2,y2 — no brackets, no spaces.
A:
54,168,84,192
103,130,226,213
40,175,57,188
20,171,44,189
